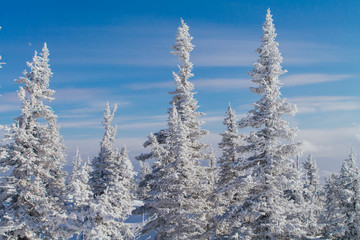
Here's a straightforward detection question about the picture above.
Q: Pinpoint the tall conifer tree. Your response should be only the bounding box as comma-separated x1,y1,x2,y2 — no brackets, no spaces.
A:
140,105,212,239
67,149,93,238
0,43,68,240
87,103,135,240
337,152,360,238
302,154,323,235
322,173,343,238
209,104,242,237
137,19,214,239
136,19,209,161
229,9,305,239
218,104,241,191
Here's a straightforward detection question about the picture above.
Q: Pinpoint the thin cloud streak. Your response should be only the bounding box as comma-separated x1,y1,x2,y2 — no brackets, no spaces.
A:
125,73,353,92
127,81,173,90
290,96,360,113
195,78,251,90
282,74,353,87
297,126,360,173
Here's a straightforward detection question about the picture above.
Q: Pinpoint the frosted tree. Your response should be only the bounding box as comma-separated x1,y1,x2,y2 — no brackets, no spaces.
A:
302,154,323,235
337,152,360,239
87,103,136,240
137,106,179,237
66,149,93,238
140,104,212,239
89,102,118,197
134,132,170,234
205,104,242,238
136,19,214,238
322,173,343,239
169,19,209,153
85,147,135,240
68,148,92,209
228,9,305,239
0,43,68,240
217,104,241,194
136,19,209,161
137,161,151,202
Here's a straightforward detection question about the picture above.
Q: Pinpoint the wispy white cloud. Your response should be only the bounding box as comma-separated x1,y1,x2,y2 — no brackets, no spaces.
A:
297,126,360,173
127,81,173,90
116,121,166,130
58,113,168,131
193,38,345,67
193,39,257,67
127,78,253,91
282,74,353,87
58,120,102,129
54,88,104,102
195,78,251,90
0,104,19,113
201,116,225,123
126,78,252,92
280,41,342,65
182,73,353,92
290,96,360,113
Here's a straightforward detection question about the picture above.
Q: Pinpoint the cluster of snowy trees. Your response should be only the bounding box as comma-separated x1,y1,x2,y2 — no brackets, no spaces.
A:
0,44,136,239
0,8,359,240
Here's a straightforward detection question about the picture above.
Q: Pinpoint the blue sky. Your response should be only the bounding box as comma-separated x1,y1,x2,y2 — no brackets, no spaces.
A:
0,0,359,175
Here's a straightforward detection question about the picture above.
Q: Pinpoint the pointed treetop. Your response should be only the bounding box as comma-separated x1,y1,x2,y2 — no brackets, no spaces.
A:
42,42,49,58
227,102,234,113
247,8,288,102
70,147,82,184
266,8,272,18
171,18,194,64
74,147,81,169
264,8,275,34
103,102,118,127
100,102,118,156
224,103,237,127
340,150,359,179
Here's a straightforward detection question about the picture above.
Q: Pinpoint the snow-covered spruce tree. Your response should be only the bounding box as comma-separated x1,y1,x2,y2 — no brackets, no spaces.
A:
134,131,171,235
217,104,241,196
140,104,212,240
302,154,323,235
89,102,118,197
136,19,214,239
228,9,305,239
206,103,242,238
0,43,68,240
322,173,343,239
66,148,93,238
336,152,360,239
136,19,209,161
137,161,151,202
86,147,135,240
87,103,136,240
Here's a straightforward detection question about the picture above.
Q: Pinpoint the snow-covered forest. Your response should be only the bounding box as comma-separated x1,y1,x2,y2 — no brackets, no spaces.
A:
0,9,359,240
